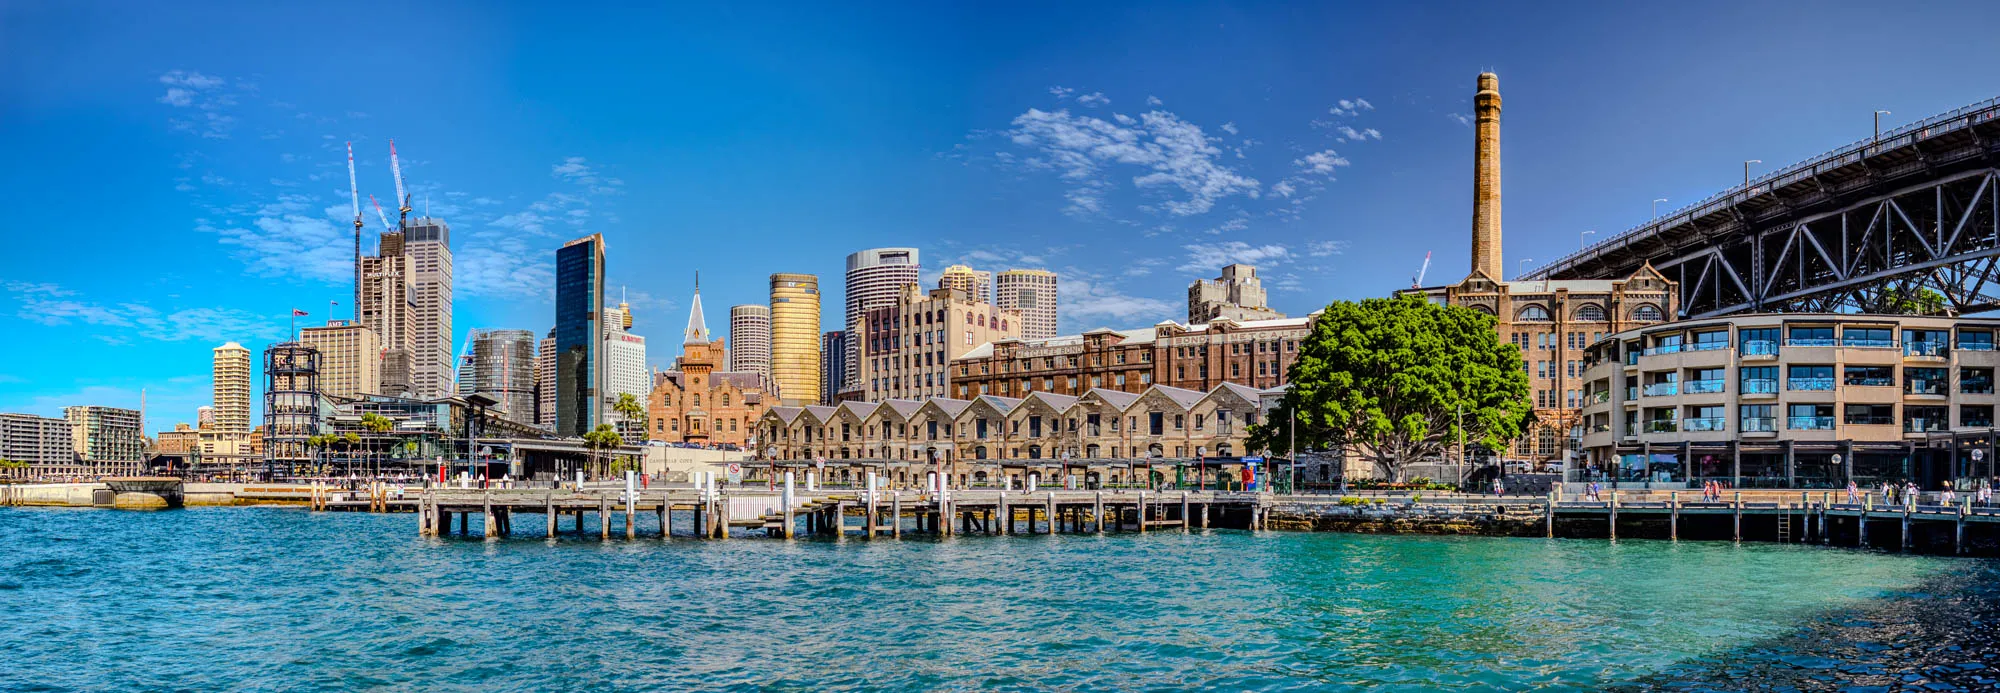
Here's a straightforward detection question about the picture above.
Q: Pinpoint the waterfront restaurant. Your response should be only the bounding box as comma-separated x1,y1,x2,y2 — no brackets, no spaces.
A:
1578,314,2000,490
753,383,1285,490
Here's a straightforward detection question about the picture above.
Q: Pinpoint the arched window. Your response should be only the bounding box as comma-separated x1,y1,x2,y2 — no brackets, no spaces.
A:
721,393,730,406
1631,304,1663,322
1469,304,1495,316
1575,303,1606,322
1517,304,1553,322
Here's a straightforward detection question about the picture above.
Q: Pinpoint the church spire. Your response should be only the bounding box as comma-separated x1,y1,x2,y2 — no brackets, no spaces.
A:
684,273,709,345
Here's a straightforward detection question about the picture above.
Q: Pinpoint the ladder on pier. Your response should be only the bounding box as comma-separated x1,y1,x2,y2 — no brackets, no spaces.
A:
1776,510,1792,543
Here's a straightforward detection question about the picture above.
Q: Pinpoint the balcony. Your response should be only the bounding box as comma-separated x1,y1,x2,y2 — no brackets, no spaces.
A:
1904,341,1950,360
1741,417,1777,434
1642,383,1679,397
1686,341,1729,352
1963,379,1994,395
1589,422,1612,433
1959,340,1995,352
1683,379,1726,394
1682,417,1726,432
1643,419,1678,433
1786,338,1837,347
1844,376,1894,387
1787,377,1836,391
1644,344,1683,356
1841,338,1897,349
1624,387,1639,401
1788,416,1836,430
1741,340,1779,359
1741,378,1779,396
1590,390,1611,404
1905,379,1948,397
1905,417,1949,434
1845,415,1894,426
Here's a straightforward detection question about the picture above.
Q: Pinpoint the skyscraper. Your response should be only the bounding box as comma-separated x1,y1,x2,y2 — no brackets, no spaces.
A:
64,406,142,476
843,248,920,394
300,320,381,401
603,299,649,435
938,264,992,304
211,342,251,434
819,330,847,405
536,328,556,430
462,329,538,426
995,269,1060,340
401,217,455,398
556,234,606,437
359,230,417,397
728,304,771,387
769,272,821,405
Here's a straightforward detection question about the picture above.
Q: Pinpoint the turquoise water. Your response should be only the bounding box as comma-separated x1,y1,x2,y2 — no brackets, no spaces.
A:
0,506,1975,691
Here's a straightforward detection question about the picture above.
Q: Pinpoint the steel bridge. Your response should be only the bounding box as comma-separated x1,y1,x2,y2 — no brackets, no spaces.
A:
1527,96,2000,318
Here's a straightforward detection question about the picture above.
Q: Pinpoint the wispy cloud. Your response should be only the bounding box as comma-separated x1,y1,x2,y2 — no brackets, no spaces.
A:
1004,107,1260,217
3,281,286,343
1177,241,1293,272
1294,150,1350,176
1059,271,1176,327
1327,98,1375,117
1076,92,1110,108
157,70,239,139
1307,240,1347,257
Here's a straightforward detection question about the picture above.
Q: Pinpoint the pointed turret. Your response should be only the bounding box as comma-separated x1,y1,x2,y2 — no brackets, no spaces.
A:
684,273,710,345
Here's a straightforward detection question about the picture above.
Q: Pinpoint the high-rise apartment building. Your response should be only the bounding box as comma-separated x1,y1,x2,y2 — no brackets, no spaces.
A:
938,264,992,304
769,273,822,406
995,269,1060,340
728,304,772,388
555,234,607,437
461,329,538,426
859,285,1021,401
401,217,454,398
64,405,142,476
1187,263,1285,323
604,304,650,434
212,342,251,434
0,413,77,479
359,230,417,396
819,330,847,405
843,248,921,393
536,328,556,430
299,320,381,401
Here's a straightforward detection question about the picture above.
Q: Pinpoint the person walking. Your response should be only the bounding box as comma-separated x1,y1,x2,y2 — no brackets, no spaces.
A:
1941,485,1958,507
1846,480,1858,505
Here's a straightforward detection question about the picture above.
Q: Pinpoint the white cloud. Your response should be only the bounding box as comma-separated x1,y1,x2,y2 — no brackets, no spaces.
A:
214,213,354,284
1294,150,1349,176
1328,98,1376,117
3,281,285,343
1271,180,1297,198
1307,240,1347,257
1449,113,1472,127
1146,96,1163,106
1177,241,1292,272
1220,122,1238,135
1049,86,1075,99
1005,107,1260,217
156,70,239,138
1334,126,1381,142
159,70,226,90
1076,92,1110,108
1059,273,1175,325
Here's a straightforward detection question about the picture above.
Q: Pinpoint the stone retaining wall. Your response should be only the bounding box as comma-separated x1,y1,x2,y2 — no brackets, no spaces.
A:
1265,499,1544,537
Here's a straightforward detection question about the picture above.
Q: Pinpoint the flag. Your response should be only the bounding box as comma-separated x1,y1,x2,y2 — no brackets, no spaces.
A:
293,309,308,316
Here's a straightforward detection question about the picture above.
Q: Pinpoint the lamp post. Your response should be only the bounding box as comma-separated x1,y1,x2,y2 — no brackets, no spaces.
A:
1744,160,1762,188
1652,198,1668,219
1874,110,1892,143
1580,230,1596,250
1516,258,1534,281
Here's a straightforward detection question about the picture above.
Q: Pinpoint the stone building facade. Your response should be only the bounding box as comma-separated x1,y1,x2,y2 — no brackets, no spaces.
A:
646,291,771,449
858,286,1021,402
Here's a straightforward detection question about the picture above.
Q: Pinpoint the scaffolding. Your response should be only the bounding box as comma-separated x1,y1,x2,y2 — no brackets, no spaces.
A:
263,342,322,479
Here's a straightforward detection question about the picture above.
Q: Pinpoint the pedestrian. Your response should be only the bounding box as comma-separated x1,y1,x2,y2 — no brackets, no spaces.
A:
1942,486,1958,507
1845,480,1858,505
1493,477,1505,496
1905,481,1920,506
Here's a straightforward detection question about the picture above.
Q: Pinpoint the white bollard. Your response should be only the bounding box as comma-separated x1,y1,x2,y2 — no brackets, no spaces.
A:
867,473,878,505
783,471,795,509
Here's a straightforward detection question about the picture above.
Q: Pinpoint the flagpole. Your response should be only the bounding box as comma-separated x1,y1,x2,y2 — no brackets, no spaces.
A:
290,308,297,342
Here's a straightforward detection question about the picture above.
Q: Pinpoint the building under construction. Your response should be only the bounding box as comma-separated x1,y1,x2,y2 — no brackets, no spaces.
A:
262,341,324,477
457,328,539,427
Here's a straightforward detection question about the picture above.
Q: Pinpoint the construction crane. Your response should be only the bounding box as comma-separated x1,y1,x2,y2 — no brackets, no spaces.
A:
1411,251,1433,289
347,142,363,322
389,139,412,227
453,328,481,395
370,194,394,235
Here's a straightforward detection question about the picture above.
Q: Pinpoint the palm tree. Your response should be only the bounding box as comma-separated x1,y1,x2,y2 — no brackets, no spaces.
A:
613,393,647,442
583,423,624,479
360,413,394,477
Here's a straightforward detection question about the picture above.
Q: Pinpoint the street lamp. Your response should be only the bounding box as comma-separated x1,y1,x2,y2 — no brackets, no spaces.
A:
1744,160,1762,188
1652,198,1668,219
1516,258,1534,281
1873,110,1893,144
1580,230,1596,250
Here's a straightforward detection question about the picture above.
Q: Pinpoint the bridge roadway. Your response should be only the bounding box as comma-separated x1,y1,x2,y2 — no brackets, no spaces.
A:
1525,95,2000,317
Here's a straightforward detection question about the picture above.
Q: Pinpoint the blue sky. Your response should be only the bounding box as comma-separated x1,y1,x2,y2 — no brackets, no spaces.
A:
4,1,2000,426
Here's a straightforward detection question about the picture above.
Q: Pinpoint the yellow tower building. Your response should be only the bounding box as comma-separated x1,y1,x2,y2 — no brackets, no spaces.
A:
769,273,821,405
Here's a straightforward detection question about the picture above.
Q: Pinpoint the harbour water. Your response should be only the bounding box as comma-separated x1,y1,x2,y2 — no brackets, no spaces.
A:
1,506,1993,691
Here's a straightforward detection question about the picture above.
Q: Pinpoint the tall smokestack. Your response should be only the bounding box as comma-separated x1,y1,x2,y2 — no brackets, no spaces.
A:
1471,72,1503,280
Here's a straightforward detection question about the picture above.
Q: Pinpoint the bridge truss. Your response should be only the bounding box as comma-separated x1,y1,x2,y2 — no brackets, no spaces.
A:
1667,168,2000,317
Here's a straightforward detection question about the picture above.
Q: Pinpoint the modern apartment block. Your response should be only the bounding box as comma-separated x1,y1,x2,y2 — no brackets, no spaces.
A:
0,413,77,479
995,269,1059,340
300,320,381,401
1579,315,2000,490
820,330,848,405
728,304,772,388
603,301,649,429
770,273,822,406
64,405,142,476
461,329,538,426
844,249,922,393
401,217,454,398
536,328,556,430
212,342,252,434
1187,264,1283,324
859,285,1021,402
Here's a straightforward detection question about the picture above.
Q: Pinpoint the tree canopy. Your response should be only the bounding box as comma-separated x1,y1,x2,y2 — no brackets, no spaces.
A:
1249,295,1532,481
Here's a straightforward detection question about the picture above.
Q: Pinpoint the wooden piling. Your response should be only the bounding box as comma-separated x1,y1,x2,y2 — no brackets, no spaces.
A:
1201,502,1209,529
1180,492,1190,533
600,495,611,540
1137,492,1147,533
1046,493,1056,535
1901,506,1912,552
996,492,1008,535
1545,492,1554,538
892,492,902,538
626,491,636,540
1609,491,1619,541
1094,492,1105,534
1669,491,1679,541
483,491,497,539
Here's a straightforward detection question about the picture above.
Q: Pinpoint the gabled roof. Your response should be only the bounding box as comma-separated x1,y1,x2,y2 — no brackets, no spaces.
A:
880,399,924,420
765,406,805,423
1084,388,1142,410
1199,382,1265,409
916,397,972,419
801,405,839,424
1021,391,1079,412
1147,384,1207,409
835,401,879,420
975,395,1022,413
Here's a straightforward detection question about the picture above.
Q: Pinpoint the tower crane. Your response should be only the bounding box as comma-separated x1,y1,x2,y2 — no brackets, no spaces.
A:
347,142,363,321
370,194,394,235
389,139,412,226
1411,251,1433,289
